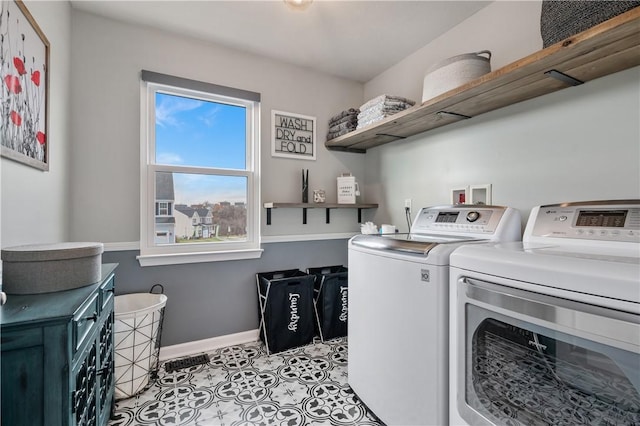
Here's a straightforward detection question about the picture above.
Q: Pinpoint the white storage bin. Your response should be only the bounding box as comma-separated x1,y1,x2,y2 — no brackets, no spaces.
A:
114,287,167,400
422,50,492,102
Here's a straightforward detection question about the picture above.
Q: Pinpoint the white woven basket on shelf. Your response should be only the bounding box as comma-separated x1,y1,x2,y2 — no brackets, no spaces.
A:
421,50,491,103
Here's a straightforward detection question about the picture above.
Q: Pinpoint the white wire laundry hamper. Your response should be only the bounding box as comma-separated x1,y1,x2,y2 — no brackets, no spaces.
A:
113,284,167,400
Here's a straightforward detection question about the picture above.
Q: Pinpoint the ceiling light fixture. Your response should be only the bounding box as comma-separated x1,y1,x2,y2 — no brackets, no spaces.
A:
283,0,313,11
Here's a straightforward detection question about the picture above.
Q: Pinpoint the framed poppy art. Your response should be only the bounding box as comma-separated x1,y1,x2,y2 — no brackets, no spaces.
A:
0,0,49,171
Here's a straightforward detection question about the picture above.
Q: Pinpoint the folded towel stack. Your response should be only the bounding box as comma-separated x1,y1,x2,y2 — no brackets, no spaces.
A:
327,108,359,141
357,95,415,129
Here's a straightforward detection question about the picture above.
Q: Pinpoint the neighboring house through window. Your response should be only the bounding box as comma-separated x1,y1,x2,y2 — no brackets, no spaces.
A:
173,204,219,240
154,171,176,245
139,71,261,266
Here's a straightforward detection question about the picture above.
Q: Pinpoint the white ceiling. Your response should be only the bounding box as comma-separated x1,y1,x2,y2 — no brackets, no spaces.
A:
70,0,491,82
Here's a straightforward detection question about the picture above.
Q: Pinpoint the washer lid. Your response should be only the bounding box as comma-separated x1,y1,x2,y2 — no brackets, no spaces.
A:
351,233,476,256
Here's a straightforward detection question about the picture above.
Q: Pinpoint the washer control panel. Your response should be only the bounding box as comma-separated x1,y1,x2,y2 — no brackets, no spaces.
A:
528,201,640,243
412,206,504,235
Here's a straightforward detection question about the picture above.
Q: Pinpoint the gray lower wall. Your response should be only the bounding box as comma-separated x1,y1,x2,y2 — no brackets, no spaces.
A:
103,239,348,347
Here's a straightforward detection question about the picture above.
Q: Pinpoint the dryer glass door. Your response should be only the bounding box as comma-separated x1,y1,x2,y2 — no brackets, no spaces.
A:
457,277,640,426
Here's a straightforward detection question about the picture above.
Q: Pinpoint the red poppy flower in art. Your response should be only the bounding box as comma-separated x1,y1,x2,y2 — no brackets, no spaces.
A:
10,111,22,126
13,57,26,75
4,75,22,94
31,70,40,87
36,131,46,145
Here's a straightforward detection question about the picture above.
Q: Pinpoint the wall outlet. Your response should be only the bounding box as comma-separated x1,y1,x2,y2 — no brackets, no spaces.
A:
404,199,412,213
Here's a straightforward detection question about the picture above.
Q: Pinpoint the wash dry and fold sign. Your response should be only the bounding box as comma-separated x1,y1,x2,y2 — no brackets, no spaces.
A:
272,110,316,160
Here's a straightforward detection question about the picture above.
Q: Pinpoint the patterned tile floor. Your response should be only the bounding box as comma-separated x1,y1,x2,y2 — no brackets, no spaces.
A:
110,337,381,426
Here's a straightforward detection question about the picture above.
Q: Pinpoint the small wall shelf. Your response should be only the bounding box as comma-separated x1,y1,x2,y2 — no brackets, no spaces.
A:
325,8,640,153
263,202,378,225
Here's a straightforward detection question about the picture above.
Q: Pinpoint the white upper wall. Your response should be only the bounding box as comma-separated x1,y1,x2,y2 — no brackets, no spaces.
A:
365,1,543,102
361,1,639,230
365,68,640,230
5,1,637,248
69,10,366,243
1,0,72,248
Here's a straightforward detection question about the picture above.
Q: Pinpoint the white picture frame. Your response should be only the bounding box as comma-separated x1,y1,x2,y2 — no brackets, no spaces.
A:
271,110,316,161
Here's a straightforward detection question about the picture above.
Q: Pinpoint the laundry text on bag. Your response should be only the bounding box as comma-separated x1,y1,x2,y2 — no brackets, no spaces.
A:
339,286,348,322
288,293,301,331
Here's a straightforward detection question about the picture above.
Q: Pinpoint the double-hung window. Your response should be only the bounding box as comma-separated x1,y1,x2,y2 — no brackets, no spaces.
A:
139,71,261,266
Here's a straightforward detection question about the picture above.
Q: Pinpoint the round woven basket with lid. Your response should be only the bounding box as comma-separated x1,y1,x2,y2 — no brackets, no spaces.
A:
422,50,492,103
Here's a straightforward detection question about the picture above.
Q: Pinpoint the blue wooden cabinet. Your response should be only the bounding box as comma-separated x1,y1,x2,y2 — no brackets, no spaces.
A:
1,264,117,426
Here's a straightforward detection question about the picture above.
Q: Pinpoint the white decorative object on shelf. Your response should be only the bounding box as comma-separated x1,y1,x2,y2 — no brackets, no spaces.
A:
337,173,360,204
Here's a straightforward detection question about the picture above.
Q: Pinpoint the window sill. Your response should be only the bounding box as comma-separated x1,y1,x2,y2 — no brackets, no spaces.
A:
137,249,263,266
261,232,357,243
104,234,356,253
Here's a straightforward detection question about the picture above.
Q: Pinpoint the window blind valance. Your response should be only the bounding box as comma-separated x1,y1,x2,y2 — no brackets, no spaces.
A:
141,70,261,102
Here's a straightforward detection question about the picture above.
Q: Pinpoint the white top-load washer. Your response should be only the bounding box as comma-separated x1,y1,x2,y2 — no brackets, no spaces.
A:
449,200,640,426
348,205,521,426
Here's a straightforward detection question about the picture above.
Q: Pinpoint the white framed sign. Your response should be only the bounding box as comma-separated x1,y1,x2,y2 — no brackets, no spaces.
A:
271,110,316,160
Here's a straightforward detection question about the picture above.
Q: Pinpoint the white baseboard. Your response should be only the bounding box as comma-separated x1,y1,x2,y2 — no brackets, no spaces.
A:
159,329,260,361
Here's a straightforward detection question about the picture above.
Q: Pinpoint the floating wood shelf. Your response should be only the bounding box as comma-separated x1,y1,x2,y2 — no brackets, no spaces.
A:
263,202,379,225
325,8,640,153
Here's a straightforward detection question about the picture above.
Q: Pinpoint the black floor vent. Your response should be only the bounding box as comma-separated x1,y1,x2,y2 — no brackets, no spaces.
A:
164,354,210,373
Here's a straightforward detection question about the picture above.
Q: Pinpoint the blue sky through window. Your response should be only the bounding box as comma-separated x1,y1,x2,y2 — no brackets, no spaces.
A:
155,92,246,168
155,92,247,206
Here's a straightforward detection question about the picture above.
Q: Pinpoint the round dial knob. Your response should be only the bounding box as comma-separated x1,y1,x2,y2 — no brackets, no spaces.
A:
466,211,480,222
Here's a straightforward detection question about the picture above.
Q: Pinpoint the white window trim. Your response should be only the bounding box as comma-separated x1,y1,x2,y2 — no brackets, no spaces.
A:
138,249,263,267
138,78,262,266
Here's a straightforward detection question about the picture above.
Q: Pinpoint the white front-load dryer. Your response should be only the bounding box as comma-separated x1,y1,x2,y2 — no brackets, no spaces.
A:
449,200,640,426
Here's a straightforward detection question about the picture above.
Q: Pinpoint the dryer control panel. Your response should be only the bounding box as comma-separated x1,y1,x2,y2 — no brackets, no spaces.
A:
527,200,640,243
